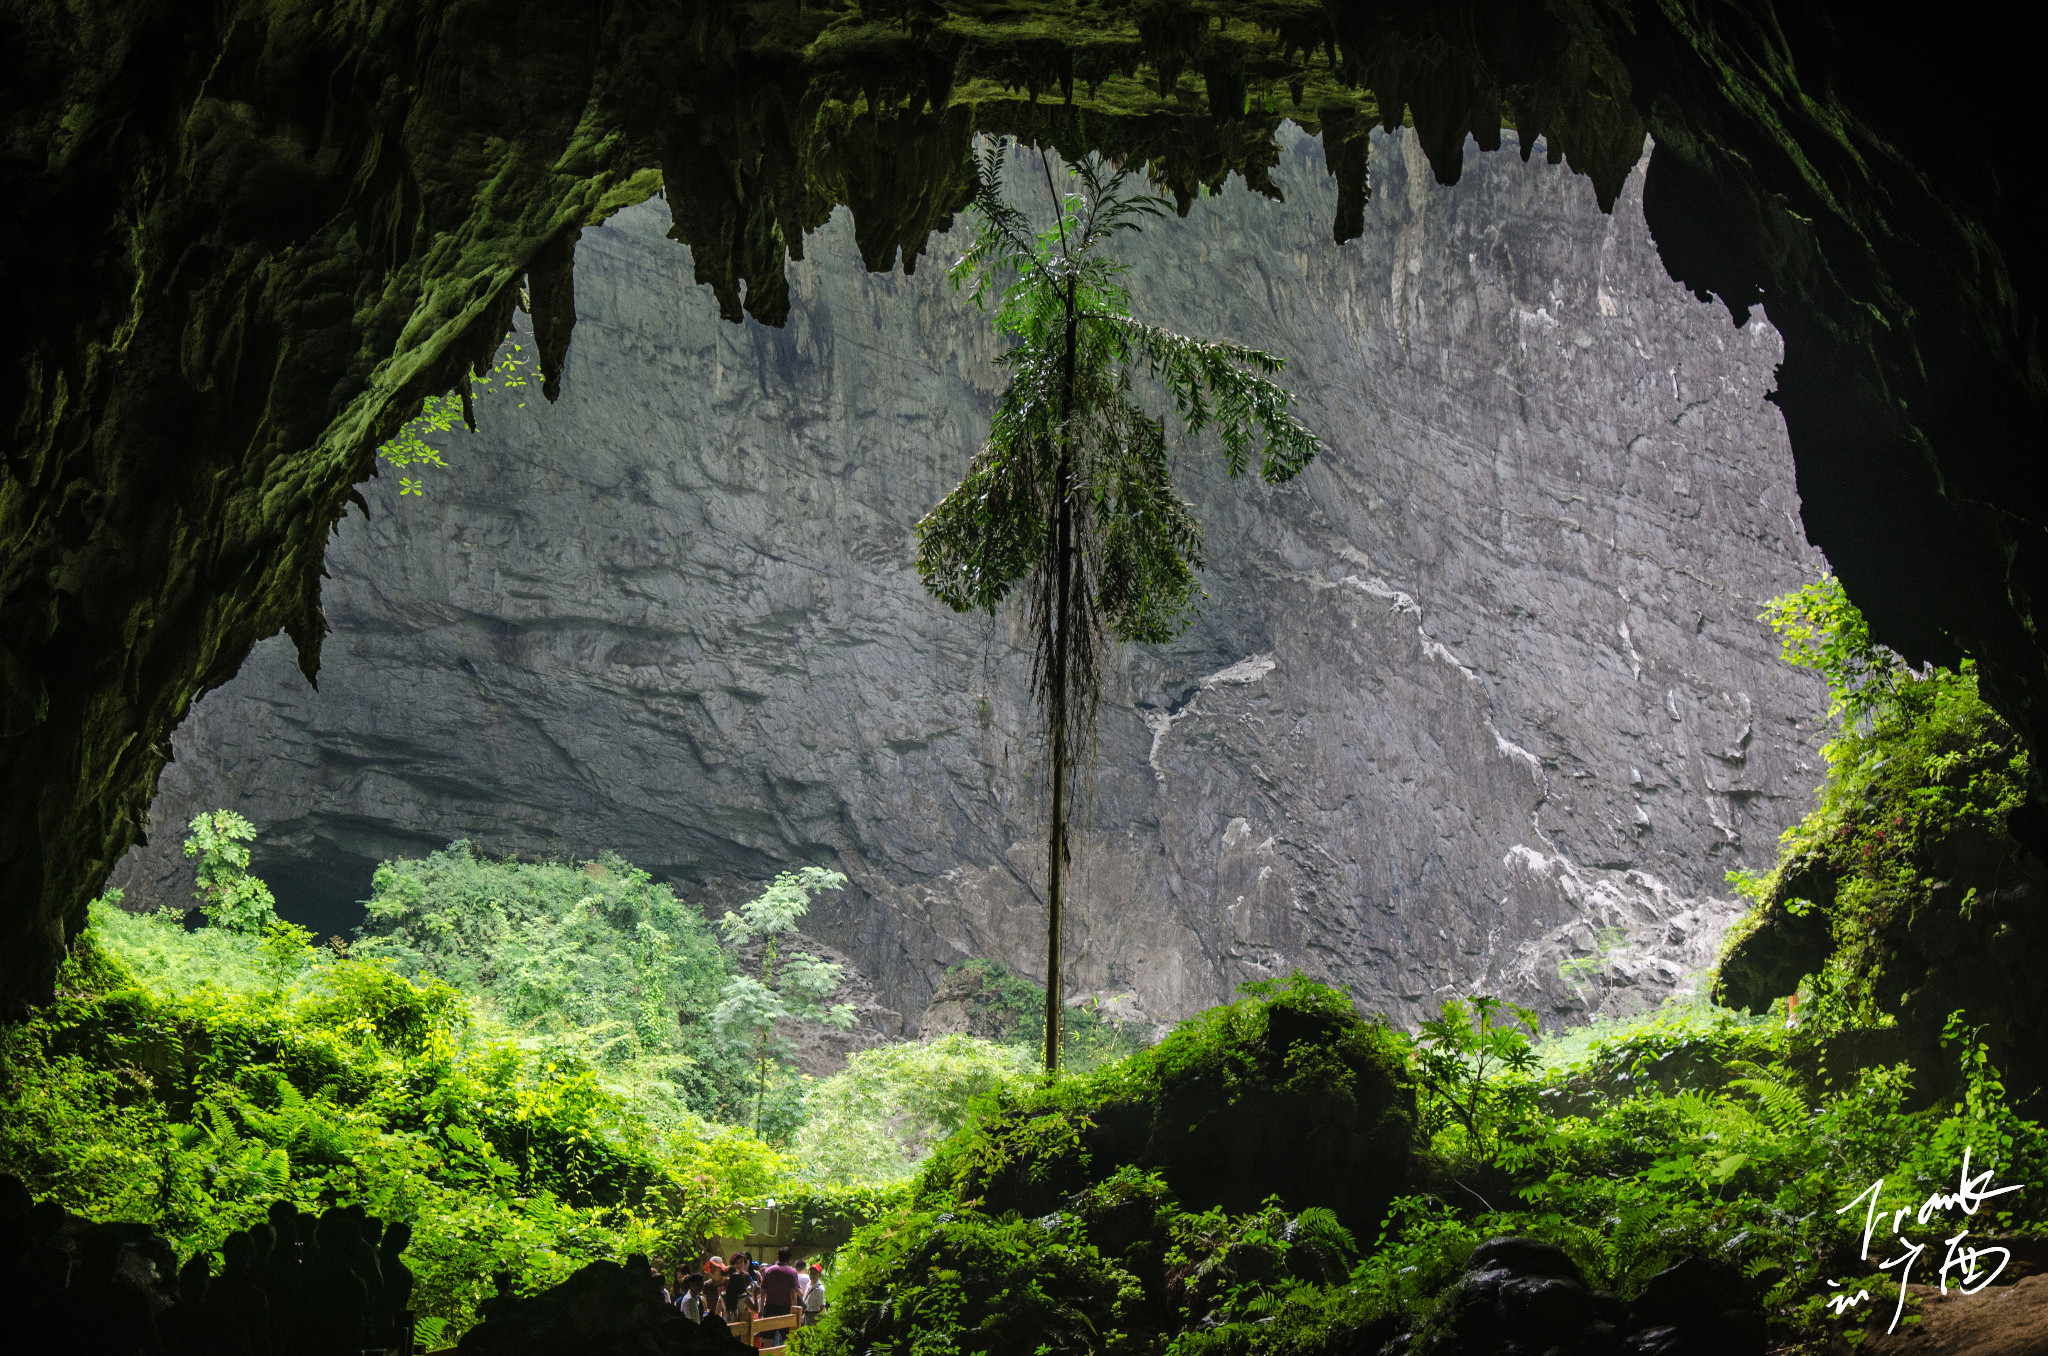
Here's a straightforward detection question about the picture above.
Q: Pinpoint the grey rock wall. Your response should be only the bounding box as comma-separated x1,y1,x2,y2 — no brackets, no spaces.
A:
111,126,1827,1034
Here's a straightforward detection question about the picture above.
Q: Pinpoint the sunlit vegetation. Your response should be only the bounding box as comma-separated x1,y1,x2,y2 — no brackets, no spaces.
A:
0,839,1147,1337
786,977,2046,1355
376,338,532,496
0,898,788,1329
354,842,814,1140
9,572,2047,1352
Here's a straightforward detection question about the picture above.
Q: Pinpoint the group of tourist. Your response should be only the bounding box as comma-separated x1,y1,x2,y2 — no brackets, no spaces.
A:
659,1246,825,1339
3,1168,835,1355
0,1174,416,1356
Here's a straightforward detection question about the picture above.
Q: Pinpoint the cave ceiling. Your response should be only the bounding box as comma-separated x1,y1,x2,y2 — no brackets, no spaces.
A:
0,0,2041,1015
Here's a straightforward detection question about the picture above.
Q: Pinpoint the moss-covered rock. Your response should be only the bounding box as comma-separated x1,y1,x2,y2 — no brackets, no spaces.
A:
1712,852,1835,1016
795,977,1415,1356
934,975,1416,1240
1713,664,2048,1109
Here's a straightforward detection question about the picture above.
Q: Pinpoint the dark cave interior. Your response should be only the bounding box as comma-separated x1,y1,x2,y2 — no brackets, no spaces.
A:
1,0,2044,1021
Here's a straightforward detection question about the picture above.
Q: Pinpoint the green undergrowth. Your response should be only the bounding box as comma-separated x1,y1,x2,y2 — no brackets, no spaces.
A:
791,977,2048,1356
0,899,803,1329
784,574,2048,1353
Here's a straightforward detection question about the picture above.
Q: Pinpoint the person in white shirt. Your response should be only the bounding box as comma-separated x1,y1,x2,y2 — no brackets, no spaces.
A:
801,1264,827,1324
676,1272,707,1322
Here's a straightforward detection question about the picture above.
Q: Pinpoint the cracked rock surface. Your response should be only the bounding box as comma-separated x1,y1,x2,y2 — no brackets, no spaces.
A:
112,128,1826,1031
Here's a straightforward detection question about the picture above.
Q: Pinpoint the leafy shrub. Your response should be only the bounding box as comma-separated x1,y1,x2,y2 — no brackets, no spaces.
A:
793,1034,1035,1184
926,974,1417,1240
1411,995,1539,1169
355,842,791,1136
794,1205,1150,1356
183,811,279,932
0,898,792,1333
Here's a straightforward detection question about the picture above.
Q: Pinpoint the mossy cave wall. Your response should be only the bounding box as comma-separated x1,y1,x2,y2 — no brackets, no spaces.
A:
2,0,2043,1015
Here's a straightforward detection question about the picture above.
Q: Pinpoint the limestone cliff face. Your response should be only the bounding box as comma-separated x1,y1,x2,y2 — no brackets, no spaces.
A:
112,128,1826,1033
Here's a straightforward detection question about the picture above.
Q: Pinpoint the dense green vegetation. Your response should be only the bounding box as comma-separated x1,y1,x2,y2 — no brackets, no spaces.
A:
10,570,2047,1352
0,898,788,1328
788,979,2046,1355
0,838,1139,1338
0,844,929,1337
1718,574,2048,1107
354,842,805,1139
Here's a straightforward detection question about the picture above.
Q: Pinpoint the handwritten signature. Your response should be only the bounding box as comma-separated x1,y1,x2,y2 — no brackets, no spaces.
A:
1825,1147,2023,1334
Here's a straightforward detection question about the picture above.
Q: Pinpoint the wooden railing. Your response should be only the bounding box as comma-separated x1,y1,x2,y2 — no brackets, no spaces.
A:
729,1310,802,1347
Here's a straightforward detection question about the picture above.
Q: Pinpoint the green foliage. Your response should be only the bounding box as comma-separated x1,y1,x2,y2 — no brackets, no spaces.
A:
793,968,2046,1356
0,896,797,1337
1411,995,1539,1169
908,974,1416,1265
1391,994,2048,1342
794,1202,1150,1356
1535,997,1779,1097
259,918,319,985
778,1179,915,1253
710,867,856,1135
1759,573,1912,727
1721,576,2033,1053
377,339,532,496
794,1034,1036,1184
354,842,784,1133
88,892,270,993
183,810,278,933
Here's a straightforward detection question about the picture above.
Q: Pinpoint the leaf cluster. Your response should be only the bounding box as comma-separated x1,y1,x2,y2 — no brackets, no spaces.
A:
377,338,533,496
917,143,1319,764
710,867,858,1047
183,811,279,933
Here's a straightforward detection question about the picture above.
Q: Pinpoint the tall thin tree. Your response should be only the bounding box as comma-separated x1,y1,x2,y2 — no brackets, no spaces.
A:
918,145,1321,1074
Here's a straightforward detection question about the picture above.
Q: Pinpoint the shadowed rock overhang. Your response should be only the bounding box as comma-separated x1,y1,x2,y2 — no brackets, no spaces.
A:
1,0,2042,1015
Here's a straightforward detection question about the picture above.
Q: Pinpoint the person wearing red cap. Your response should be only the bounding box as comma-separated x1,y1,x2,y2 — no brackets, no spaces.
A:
800,1262,826,1325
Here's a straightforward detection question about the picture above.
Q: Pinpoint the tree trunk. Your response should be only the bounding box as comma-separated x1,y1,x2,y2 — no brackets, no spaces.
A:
1045,282,1079,1078
756,938,779,1132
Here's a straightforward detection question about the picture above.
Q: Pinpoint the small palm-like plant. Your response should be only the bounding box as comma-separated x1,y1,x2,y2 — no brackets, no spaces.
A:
918,144,1321,1074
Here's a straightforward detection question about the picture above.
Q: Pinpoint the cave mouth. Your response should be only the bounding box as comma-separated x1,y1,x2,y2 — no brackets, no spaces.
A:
10,8,2048,1346
1,0,2040,1036
106,121,1829,1041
